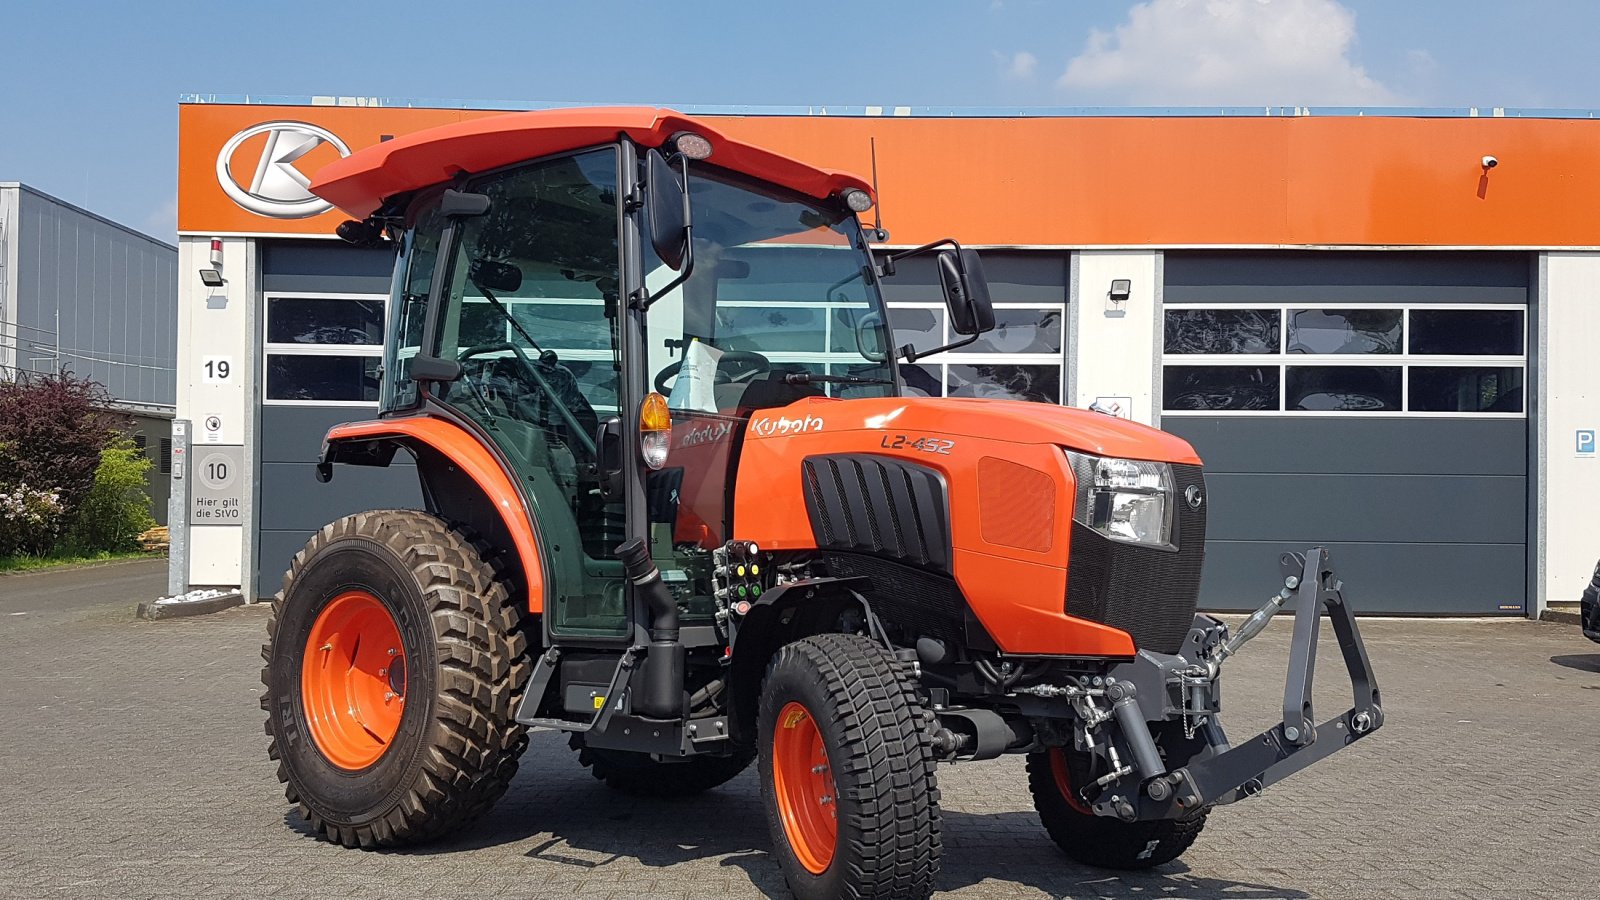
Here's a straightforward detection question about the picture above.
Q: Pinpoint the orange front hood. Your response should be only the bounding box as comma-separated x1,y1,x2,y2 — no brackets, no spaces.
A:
744,395,1202,466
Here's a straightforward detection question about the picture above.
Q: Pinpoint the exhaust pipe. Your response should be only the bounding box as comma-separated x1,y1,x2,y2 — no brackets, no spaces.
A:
617,539,684,719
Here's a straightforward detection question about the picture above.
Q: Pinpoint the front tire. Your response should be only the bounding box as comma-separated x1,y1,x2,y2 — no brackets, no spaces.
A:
1026,748,1207,869
262,510,531,848
757,633,941,900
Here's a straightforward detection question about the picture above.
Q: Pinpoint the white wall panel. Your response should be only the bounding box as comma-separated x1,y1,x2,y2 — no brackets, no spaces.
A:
1071,251,1159,425
1541,253,1600,606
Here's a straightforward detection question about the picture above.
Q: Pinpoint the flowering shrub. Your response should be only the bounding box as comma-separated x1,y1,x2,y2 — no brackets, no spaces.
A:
0,484,66,556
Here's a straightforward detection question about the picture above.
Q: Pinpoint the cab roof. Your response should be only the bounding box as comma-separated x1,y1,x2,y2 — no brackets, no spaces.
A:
310,106,873,219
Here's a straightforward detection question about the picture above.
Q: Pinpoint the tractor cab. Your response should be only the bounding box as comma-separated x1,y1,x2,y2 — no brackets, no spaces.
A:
320,110,993,646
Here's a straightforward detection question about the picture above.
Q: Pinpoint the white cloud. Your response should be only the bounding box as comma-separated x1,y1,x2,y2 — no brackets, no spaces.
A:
1000,50,1039,80
1058,0,1398,106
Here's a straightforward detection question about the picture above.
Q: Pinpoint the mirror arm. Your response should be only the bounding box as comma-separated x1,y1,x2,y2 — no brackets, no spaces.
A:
899,331,978,363
637,227,694,310
885,237,960,266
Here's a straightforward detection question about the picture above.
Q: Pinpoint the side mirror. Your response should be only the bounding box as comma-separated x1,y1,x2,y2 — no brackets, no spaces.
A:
409,354,462,384
938,248,995,336
439,188,491,218
646,150,690,270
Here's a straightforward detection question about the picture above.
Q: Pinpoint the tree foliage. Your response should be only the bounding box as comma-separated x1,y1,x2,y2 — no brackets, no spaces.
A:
0,372,127,516
65,439,155,554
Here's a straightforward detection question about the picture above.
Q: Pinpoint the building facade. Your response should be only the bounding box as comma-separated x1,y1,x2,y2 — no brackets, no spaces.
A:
172,97,1600,616
0,183,178,522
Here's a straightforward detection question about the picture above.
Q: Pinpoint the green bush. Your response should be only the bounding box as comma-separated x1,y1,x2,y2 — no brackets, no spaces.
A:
64,439,155,554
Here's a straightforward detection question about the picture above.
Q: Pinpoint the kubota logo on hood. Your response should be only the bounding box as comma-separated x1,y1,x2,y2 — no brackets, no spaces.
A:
216,121,351,219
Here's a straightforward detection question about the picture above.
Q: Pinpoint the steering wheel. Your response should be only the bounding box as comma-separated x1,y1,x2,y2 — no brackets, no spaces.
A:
654,349,771,394
458,342,598,457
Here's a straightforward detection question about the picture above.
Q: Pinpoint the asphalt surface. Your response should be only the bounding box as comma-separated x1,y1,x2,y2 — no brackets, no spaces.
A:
1,560,1597,899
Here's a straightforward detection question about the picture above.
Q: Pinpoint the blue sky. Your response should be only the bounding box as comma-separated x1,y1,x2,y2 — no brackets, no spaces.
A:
3,0,1598,242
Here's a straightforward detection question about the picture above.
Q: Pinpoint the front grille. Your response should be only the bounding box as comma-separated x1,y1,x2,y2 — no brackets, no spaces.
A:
1065,464,1207,653
802,454,951,571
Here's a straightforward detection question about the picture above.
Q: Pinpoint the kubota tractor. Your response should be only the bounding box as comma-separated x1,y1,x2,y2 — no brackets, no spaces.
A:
262,107,1384,899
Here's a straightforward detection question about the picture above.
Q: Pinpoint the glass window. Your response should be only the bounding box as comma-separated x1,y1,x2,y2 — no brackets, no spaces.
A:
383,204,444,411
889,307,942,357
1409,309,1523,355
1410,366,1524,412
716,305,828,352
1286,366,1401,411
1163,365,1280,411
1287,309,1402,354
1165,308,1279,354
899,363,944,398
956,307,1063,354
267,297,384,345
266,355,380,402
947,364,1060,404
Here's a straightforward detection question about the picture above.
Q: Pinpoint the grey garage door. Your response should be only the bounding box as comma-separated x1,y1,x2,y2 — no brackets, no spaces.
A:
1161,252,1531,615
254,242,422,598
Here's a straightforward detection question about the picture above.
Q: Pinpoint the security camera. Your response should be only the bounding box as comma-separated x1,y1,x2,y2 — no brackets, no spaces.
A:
1482,155,1499,169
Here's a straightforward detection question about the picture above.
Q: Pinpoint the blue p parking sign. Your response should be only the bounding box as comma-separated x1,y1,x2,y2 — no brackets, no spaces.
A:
1579,429,1597,456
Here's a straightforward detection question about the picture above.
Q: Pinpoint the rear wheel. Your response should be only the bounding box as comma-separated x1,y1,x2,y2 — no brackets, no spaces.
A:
571,735,754,797
262,509,531,848
757,633,941,900
1026,748,1207,869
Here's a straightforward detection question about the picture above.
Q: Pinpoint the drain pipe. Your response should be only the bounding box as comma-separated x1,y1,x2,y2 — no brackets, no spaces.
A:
617,538,684,718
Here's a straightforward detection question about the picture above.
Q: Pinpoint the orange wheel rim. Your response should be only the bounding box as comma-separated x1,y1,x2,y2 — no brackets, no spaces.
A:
300,590,407,770
772,701,837,874
1049,748,1095,815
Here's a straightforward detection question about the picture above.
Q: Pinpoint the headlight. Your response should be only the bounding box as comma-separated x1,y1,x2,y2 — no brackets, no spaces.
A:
1064,450,1174,547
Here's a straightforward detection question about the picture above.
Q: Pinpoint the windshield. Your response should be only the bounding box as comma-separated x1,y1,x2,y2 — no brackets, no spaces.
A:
644,166,895,415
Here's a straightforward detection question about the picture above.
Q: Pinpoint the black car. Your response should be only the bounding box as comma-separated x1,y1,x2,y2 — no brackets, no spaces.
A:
1583,560,1600,643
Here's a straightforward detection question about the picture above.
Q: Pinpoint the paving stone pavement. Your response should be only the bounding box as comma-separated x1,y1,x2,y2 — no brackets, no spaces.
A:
1,564,1597,899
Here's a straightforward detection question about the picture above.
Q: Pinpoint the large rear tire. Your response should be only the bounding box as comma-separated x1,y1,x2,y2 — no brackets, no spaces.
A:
1026,748,1207,870
571,735,754,797
757,633,941,900
262,509,531,848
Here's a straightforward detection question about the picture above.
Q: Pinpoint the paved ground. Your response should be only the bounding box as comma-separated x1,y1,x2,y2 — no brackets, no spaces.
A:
1,562,1597,899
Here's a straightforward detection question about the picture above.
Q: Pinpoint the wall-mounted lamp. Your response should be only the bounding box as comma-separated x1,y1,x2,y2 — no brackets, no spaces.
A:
198,268,226,288
1106,278,1132,316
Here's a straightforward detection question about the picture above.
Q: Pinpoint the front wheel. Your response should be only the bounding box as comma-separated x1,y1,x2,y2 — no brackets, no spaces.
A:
261,510,531,848
757,633,941,900
1026,748,1207,869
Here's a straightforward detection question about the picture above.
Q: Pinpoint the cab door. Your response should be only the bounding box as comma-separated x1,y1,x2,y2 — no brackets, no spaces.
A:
427,147,633,638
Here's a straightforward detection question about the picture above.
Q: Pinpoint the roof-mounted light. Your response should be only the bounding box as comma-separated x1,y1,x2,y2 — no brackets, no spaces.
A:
842,188,874,213
667,131,714,160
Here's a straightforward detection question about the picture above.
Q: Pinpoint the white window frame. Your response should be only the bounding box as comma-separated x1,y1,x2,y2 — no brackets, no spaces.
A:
1161,302,1527,418
262,291,387,408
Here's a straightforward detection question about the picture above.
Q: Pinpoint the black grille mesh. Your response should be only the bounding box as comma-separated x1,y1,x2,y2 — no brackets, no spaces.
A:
824,552,966,644
1065,464,1207,653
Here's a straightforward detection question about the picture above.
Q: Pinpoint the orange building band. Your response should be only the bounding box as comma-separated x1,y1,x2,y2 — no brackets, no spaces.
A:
183,102,1600,247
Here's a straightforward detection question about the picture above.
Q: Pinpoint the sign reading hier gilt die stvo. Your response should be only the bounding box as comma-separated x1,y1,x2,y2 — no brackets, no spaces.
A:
189,445,245,525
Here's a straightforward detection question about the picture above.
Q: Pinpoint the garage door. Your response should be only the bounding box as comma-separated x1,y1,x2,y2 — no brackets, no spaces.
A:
254,242,422,597
1161,252,1530,615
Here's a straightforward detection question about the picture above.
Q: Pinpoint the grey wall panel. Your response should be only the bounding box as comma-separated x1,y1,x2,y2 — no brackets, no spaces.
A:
1166,418,1526,476
261,241,395,294
11,187,176,405
1202,473,1526,544
1165,251,1529,304
258,462,421,531
257,530,314,598
259,405,386,463
879,251,1068,304
1197,541,1526,615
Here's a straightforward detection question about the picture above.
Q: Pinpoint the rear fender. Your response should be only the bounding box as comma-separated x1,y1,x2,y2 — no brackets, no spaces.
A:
319,417,548,613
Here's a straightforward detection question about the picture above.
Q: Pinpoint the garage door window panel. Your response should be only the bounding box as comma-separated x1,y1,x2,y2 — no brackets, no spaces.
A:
1286,365,1401,411
1163,365,1280,411
1409,366,1524,413
1409,309,1524,356
1164,308,1280,354
264,293,387,406
1288,309,1402,355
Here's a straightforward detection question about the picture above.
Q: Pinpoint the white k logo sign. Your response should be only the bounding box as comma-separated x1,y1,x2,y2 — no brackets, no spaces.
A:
216,121,352,219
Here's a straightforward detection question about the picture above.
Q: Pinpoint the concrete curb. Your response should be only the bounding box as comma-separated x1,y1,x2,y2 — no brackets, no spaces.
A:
1540,606,1582,627
137,591,245,621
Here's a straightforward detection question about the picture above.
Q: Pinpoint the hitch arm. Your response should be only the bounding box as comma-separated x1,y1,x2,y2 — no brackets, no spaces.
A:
1158,548,1384,813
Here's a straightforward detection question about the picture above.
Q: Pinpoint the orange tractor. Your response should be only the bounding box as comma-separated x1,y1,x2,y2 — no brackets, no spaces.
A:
262,108,1384,899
